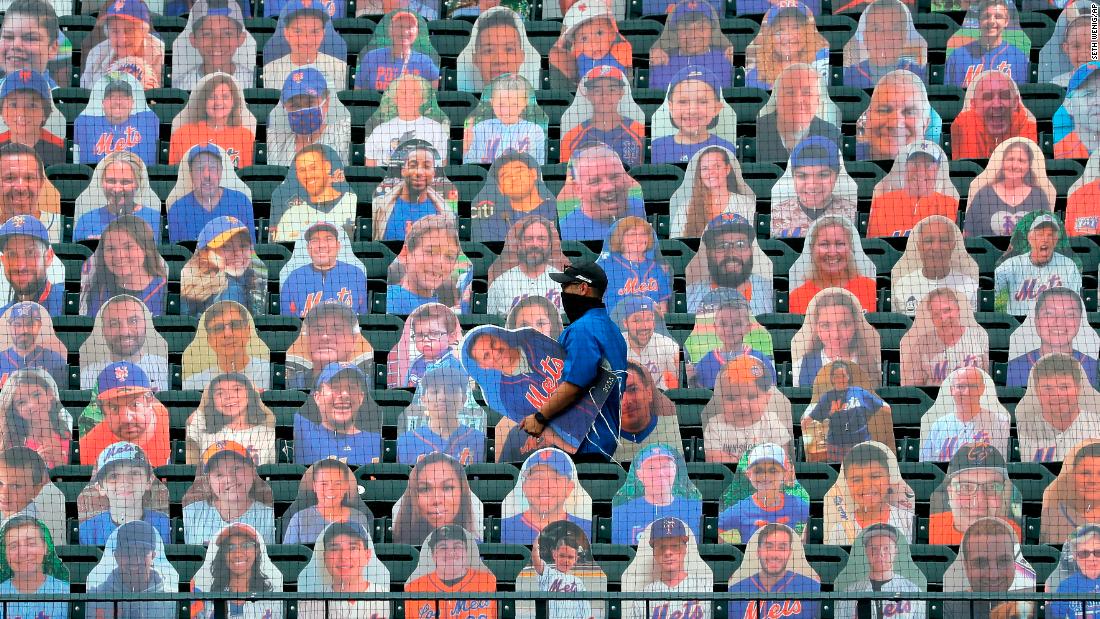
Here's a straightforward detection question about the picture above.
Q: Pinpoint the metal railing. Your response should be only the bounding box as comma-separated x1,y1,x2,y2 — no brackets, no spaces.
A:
1,590,1095,618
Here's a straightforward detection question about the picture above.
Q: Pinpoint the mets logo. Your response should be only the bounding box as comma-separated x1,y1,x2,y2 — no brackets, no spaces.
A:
10,215,25,228
964,441,995,463
115,365,130,382
114,0,126,11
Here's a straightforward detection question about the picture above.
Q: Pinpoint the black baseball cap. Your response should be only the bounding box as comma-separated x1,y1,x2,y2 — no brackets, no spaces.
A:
550,262,608,292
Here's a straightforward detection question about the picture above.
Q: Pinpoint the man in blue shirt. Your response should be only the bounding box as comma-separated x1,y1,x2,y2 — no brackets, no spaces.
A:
0,214,63,316
281,221,369,317
167,145,255,244
0,301,66,387
294,362,382,465
520,262,628,461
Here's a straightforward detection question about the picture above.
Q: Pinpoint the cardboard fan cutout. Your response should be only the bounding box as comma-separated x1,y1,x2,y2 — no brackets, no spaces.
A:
185,373,277,466
649,66,737,165
684,216,775,316
372,139,457,242
951,69,1037,160
167,72,258,168
182,440,277,545
269,142,357,242
648,0,733,92
166,143,256,245
684,288,775,390
74,71,158,165
929,442,1023,545
1038,0,1096,88
472,156,559,244
727,523,821,619
261,0,348,90
404,525,498,619
79,294,169,392
790,288,882,388
267,68,353,168
85,520,180,619
355,10,441,92
397,365,486,465
597,218,672,314
517,520,607,619
78,362,170,466
179,215,268,318
963,137,1055,238
1044,524,1100,618
0,302,67,394
743,2,828,91
801,361,894,464
755,63,841,164
868,142,959,239
505,297,564,340
190,522,283,619
392,452,484,546
463,74,549,166
614,362,682,463
286,302,374,391
386,214,472,316
484,214,567,317
548,1,632,88
841,0,927,88
1006,287,1099,388
611,443,702,545
769,138,857,239
559,65,645,168
456,7,541,93
461,324,618,454
279,222,369,317
899,288,989,387
0,149,62,243
701,354,792,465
992,211,1082,317
77,441,171,546
610,295,680,391
281,458,374,545
363,75,450,167
669,147,756,238
1066,152,1100,236
833,523,927,619
1016,354,1100,464
0,367,72,469
557,143,646,242
78,216,168,318
1041,439,1100,545
73,151,163,243
0,303,68,389
293,362,383,466
0,447,66,544
943,0,1030,88
170,0,257,91
943,517,1035,619
298,521,391,618
0,70,65,166
621,516,713,619
855,70,940,162
718,443,809,545
500,447,593,545
890,215,979,317
824,441,915,545
0,516,69,618
182,300,272,391
919,366,1009,462
79,0,164,89
388,302,465,390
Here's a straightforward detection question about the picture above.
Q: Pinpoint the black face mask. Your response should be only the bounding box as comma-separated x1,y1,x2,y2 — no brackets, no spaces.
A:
561,292,604,322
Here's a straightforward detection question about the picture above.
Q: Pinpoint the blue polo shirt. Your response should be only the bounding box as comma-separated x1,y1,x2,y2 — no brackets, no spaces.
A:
559,306,628,458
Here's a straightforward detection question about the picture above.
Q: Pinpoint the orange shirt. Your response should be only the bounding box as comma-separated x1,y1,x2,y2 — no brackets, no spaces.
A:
78,405,171,466
1066,181,1100,236
404,569,498,619
789,277,877,315
168,121,256,168
1055,132,1090,160
928,511,1022,545
867,191,959,238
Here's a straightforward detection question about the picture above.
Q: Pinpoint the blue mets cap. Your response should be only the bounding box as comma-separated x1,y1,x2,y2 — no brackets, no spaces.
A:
105,0,152,24
197,216,249,251
616,295,658,319
0,215,50,247
650,517,689,542
0,70,50,103
282,67,328,101
669,0,718,25
703,213,754,242
316,362,368,389
97,361,152,400
187,143,223,163
114,520,158,551
668,65,722,97
1067,61,1100,93
281,0,331,19
521,448,575,478
6,302,42,324
637,443,679,466
790,135,840,170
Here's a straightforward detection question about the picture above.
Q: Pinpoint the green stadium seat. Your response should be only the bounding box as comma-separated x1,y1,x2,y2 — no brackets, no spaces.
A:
687,462,734,502
699,543,745,584
828,86,870,123
1017,83,1066,122
898,462,945,502
375,543,419,583
805,544,848,585
795,463,839,501
576,463,627,503
591,544,635,583
914,12,960,51
479,543,531,585
816,14,857,52
1022,545,1061,584
910,544,956,585
1006,463,1055,502
268,544,312,583
56,545,103,585
466,463,519,503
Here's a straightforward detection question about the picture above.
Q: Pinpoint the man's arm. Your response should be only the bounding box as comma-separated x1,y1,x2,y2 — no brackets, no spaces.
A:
519,381,584,436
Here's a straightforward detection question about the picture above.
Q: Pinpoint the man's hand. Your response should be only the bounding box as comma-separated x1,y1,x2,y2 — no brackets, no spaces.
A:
520,414,546,436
